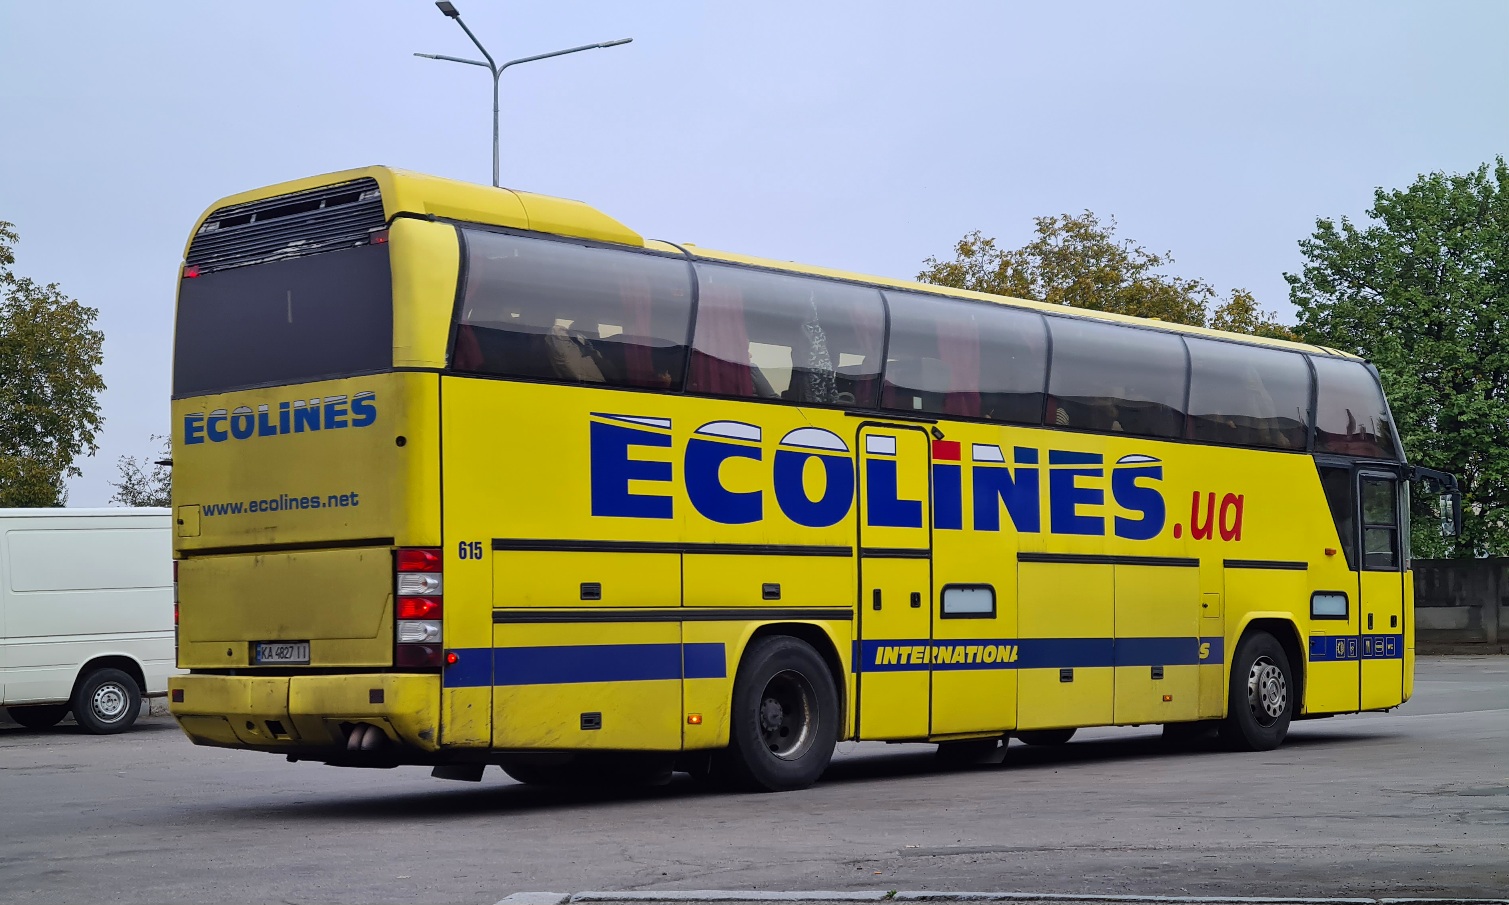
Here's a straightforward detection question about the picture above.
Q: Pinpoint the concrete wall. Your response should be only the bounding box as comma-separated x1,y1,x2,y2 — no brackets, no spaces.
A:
1413,558,1509,646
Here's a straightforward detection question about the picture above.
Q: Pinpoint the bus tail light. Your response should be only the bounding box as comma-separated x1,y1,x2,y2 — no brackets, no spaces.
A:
395,547,443,669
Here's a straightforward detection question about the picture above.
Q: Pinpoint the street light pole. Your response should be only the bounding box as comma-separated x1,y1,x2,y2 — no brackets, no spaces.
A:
416,1,631,188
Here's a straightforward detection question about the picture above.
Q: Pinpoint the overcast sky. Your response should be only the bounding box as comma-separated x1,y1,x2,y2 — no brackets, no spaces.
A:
2,1,1506,506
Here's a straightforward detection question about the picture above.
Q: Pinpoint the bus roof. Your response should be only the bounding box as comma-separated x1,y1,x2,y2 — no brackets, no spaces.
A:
188,165,1348,360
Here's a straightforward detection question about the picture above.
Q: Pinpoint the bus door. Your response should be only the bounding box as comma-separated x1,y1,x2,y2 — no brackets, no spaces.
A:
854,425,933,740
1357,470,1405,710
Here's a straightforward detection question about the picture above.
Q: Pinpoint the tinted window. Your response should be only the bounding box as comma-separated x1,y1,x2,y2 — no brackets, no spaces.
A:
882,292,1047,423
1046,318,1187,438
174,244,392,397
688,264,884,406
1361,475,1400,570
453,230,694,390
1318,464,1357,570
1186,338,1311,450
1311,356,1397,459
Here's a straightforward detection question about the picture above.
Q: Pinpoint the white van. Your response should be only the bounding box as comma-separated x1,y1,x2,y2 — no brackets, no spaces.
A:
0,508,175,733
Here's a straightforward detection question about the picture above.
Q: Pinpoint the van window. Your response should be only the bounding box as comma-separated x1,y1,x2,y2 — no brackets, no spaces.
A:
688,264,884,407
1186,338,1311,450
1046,318,1187,438
1311,356,1398,459
881,292,1047,423
453,230,695,391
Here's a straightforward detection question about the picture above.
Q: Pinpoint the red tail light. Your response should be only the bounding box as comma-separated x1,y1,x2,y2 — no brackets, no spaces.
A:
397,548,443,572
396,596,443,620
183,265,200,278
395,547,444,669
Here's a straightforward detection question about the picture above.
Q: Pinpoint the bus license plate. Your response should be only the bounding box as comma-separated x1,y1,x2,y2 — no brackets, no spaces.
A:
254,642,310,665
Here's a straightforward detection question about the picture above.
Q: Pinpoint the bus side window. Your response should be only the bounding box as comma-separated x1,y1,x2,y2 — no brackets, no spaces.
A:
1186,338,1311,450
880,291,1047,423
1312,356,1399,460
688,264,884,407
1045,318,1187,439
451,230,694,390
1318,465,1358,570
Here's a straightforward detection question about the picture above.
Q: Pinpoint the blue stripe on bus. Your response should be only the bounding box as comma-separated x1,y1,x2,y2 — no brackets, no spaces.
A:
441,642,728,688
442,648,495,688
852,637,1227,672
1308,634,1403,662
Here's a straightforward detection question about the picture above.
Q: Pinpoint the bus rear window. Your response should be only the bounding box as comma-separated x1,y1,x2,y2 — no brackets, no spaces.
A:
173,243,393,398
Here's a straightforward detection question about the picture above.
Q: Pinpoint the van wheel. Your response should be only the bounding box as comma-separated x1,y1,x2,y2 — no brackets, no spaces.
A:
72,668,141,735
7,704,70,730
1219,631,1293,751
722,636,838,792
1016,728,1075,746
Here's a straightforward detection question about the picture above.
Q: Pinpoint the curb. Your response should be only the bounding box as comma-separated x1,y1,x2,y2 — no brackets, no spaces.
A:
497,893,1509,905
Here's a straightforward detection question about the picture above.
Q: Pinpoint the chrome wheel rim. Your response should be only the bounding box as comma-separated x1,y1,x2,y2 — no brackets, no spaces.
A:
92,681,130,722
758,669,817,760
1246,656,1287,727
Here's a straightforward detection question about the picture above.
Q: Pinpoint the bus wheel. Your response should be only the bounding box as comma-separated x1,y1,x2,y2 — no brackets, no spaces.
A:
6,704,70,730
724,636,838,792
72,668,141,735
1016,728,1075,746
1219,631,1293,751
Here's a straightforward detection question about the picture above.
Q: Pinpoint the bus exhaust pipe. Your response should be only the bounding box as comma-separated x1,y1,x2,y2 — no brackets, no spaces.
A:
345,723,386,752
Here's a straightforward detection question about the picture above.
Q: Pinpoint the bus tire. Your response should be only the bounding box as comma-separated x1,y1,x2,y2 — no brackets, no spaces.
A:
723,635,838,792
6,704,70,730
1219,631,1293,751
1016,728,1075,746
71,667,141,735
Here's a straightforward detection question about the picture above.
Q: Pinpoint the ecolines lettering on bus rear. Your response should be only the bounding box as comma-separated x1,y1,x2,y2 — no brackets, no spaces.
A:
182,391,377,445
587,413,1175,540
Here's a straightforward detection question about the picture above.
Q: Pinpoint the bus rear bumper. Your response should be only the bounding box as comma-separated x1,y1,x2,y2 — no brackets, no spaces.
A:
169,673,441,756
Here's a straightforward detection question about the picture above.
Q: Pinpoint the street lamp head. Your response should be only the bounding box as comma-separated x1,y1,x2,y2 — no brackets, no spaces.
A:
598,38,633,48
435,1,460,18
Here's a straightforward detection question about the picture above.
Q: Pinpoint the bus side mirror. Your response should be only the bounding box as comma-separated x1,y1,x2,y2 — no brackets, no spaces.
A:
1440,492,1462,538
1410,466,1462,539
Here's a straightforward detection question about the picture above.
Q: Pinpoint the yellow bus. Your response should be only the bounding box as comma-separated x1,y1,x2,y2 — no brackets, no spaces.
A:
168,166,1459,791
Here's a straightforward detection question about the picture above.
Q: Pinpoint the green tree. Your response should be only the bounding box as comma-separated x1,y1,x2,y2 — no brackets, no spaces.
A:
919,212,1294,339
109,435,171,508
0,221,106,507
1289,159,1509,558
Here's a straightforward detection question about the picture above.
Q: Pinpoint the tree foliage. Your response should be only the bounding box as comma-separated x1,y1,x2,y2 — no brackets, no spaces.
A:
0,221,106,507
919,212,1294,340
109,435,172,508
1289,159,1509,558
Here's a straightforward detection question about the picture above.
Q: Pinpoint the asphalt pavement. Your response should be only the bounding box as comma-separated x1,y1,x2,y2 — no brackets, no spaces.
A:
2,656,1508,904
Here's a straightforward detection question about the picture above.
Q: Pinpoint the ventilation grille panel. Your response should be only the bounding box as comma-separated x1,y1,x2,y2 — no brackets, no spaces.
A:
186,178,385,274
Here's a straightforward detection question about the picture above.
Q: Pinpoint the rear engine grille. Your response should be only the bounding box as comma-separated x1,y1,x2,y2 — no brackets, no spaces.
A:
186,178,385,274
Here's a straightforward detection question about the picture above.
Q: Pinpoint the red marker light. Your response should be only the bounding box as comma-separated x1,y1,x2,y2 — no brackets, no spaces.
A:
369,229,389,245
183,265,200,279
445,651,459,666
